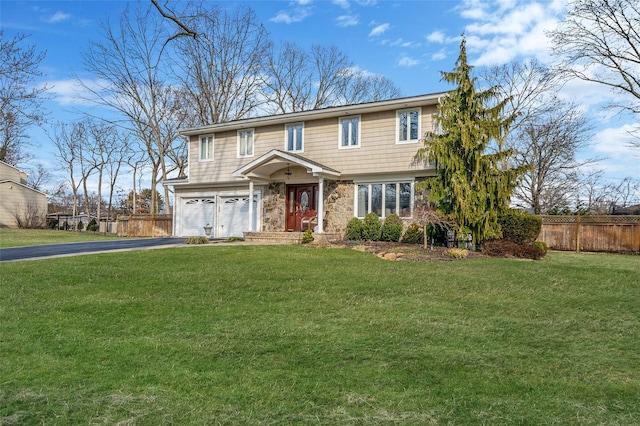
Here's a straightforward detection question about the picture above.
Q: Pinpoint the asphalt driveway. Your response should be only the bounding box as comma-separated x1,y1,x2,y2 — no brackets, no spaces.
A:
0,237,185,262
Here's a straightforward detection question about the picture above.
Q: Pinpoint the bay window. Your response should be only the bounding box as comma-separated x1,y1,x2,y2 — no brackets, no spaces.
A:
355,181,413,218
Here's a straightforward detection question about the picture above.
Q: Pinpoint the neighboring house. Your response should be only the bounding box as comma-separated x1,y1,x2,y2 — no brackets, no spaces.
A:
0,161,48,228
167,93,444,238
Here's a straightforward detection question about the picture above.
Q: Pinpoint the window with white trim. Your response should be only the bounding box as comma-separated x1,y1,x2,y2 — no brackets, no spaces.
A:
199,135,213,161
285,123,304,152
397,108,421,143
339,116,360,148
356,182,413,218
237,129,254,158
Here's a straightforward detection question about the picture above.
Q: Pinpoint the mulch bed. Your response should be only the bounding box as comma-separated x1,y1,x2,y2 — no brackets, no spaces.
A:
311,240,486,262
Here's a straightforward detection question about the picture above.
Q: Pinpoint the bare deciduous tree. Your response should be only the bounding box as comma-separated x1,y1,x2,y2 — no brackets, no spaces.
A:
49,122,85,218
342,71,402,105
579,171,640,213
549,0,640,146
264,42,401,114
513,102,597,214
0,31,50,165
481,59,563,159
26,163,52,192
80,5,186,214
173,4,271,125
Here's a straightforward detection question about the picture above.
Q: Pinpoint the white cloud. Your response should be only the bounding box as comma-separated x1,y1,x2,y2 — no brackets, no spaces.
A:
336,15,359,27
44,78,107,106
332,0,351,9
270,5,312,24
389,38,421,48
398,56,419,67
590,124,640,177
369,23,390,37
426,30,446,44
456,0,563,66
47,11,71,23
431,50,447,61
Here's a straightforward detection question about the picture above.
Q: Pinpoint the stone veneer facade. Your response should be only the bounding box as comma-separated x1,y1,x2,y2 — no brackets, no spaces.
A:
260,180,355,235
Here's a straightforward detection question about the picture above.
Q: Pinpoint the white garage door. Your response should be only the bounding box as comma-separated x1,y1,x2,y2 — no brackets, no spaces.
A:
181,198,215,236
219,196,257,238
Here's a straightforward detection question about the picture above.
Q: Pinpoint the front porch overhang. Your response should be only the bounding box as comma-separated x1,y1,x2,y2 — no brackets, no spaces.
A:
232,149,341,181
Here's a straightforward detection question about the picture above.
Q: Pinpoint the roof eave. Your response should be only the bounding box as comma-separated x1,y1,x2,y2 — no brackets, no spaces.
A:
180,92,446,136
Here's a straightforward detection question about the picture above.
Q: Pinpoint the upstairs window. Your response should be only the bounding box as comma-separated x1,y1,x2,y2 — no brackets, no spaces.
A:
397,108,421,143
238,129,254,158
199,135,213,161
339,116,360,149
285,123,304,152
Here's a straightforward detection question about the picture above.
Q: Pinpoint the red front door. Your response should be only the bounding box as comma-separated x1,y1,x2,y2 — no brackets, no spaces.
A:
286,184,318,231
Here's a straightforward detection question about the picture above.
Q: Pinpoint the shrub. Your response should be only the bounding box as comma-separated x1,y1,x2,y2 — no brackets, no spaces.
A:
227,237,244,242
498,209,542,244
482,238,546,260
380,214,404,242
345,217,363,241
87,219,99,232
362,213,382,241
185,236,209,244
301,229,314,244
444,248,468,259
77,220,84,231
532,241,548,255
402,222,424,244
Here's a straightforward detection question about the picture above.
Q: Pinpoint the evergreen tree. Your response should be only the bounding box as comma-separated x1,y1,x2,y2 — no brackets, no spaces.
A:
415,38,527,243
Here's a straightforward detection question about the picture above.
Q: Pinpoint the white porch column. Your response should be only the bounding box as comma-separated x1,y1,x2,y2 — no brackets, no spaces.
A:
317,177,324,233
248,180,254,232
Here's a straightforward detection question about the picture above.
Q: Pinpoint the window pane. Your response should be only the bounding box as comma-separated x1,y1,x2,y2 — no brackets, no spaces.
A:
357,185,368,217
371,184,382,216
200,137,211,160
287,127,294,151
385,184,396,216
399,112,407,141
296,125,303,150
246,131,253,155
399,183,411,217
341,120,350,147
410,111,419,140
350,118,359,146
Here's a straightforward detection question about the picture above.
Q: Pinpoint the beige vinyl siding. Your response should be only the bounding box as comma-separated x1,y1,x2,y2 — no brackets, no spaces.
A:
0,161,25,182
188,104,437,183
0,182,47,227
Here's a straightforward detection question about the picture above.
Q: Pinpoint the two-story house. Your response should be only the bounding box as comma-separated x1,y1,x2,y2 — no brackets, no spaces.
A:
167,93,444,239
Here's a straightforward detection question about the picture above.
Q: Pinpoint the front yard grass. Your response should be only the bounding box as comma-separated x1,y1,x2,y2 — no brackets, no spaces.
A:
1,246,638,424
0,228,122,248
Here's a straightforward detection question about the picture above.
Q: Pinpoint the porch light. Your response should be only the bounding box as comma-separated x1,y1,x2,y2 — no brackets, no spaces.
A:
285,163,292,180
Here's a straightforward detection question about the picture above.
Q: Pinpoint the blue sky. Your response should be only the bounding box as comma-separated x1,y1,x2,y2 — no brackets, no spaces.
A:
1,0,638,192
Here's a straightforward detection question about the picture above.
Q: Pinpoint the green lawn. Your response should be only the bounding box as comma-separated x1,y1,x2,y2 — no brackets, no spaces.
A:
1,246,638,425
0,228,122,248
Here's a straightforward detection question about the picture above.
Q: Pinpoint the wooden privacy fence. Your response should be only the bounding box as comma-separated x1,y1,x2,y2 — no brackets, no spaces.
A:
538,215,640,253
117,214,173,237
